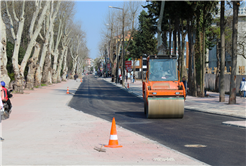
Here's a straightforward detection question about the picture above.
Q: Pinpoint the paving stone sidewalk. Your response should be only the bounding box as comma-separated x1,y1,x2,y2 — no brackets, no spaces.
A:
103,77,246,128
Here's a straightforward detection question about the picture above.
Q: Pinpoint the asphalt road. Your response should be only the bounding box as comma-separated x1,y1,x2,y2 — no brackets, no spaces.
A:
69,75,246,166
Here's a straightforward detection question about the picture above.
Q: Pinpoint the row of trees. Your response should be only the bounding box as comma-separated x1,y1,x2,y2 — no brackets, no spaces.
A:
99,1,144,86
0,0,89,93
98,1,242,104
143,1,241,104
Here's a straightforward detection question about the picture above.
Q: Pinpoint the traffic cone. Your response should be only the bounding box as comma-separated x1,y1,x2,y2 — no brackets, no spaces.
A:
80,78,82,82
66,87,69,94
127,83,129,89
104,117,122,148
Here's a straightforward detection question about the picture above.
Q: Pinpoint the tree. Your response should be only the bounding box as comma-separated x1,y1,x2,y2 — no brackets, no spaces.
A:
0,8,11,88
5,0,26,93
229,1,240,104
127,10,157,77
40,1,61,85
127,10,157,57
156,1,165,55
24,1,49,89
220,1,226,102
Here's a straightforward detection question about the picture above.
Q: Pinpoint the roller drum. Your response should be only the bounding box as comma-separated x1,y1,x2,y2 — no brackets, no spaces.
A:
146,97,184,118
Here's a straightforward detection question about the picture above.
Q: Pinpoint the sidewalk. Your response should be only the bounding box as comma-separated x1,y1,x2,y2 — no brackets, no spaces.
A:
1,78,207,165
103,77,246,128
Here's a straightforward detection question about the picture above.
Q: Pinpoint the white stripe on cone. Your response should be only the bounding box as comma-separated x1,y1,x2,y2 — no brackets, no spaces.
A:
110,135,118,140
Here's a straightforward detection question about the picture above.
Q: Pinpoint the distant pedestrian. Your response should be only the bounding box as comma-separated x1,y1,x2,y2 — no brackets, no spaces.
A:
240,77,246,98
126,75,128,83
74,73,78,81
132,75,135,83
120,74,122,84
130,74,133,82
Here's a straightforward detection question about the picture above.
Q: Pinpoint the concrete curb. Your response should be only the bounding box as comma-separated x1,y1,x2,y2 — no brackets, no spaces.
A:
184,106,246,120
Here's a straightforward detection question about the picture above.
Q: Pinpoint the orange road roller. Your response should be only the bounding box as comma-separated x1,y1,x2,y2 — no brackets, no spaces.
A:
142,55,186,118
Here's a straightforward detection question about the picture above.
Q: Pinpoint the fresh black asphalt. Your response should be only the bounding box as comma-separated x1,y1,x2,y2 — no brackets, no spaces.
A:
69,75,246,166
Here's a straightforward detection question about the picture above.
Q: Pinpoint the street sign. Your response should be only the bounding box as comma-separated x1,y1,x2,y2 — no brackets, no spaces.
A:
125,61,132,72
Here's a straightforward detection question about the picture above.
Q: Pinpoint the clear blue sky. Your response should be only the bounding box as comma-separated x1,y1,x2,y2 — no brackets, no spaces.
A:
74,1,127,60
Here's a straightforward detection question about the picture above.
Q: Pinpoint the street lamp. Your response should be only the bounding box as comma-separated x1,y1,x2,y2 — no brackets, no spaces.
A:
109,6,125,87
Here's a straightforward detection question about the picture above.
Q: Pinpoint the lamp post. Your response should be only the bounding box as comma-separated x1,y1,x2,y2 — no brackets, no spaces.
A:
109,6,125,87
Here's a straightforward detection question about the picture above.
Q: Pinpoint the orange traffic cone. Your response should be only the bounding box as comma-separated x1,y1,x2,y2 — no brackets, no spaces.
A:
66,87,69,94
127,83,129,89
80,78,82,82
104,117,122,148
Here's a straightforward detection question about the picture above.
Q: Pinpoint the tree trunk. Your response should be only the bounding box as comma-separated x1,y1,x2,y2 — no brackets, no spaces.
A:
201,27,206,97
52,18,63,83
157,1,165,55
188,19,192,95
229,1,239,104
62,47,68,81
6,0,26,93
0,12,11,88
35,4,51,87
216,41,220,92
35,1,60,85
42,53,52,85
51,51,58,83
26,43,40,89
20,1,49,78
162,31,168,54
169,19,172,55
199,30,203,97
57,49,64,82
173,18,178,55
193,18,199,97
178,19,181,75
219,1,225,102
181,19,187,78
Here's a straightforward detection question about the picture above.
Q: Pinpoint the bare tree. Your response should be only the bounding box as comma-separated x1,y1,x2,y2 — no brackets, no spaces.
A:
38,1,60,85
43,1,61,84
51,17,64,83
56,2,75,82
0,9,11,88
25,1,49,89
68,28,83,78
5,0,25,93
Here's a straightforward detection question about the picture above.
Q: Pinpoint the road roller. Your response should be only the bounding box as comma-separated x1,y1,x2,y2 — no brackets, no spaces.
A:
142,55,186,118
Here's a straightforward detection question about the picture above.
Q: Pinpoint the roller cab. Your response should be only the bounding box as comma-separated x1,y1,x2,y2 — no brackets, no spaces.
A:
142,55,186,119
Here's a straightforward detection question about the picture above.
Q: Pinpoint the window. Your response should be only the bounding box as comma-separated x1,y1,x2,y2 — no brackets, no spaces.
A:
148,59,178,81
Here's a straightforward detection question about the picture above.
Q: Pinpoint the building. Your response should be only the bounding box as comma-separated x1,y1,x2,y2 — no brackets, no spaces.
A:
86,58,92,67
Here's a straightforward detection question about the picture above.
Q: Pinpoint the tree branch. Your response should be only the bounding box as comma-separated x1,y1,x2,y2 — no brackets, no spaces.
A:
5,0,16,39
12,0,19,22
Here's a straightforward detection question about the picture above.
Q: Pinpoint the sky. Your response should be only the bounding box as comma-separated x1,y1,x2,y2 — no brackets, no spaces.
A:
74,1,143,60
